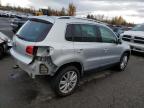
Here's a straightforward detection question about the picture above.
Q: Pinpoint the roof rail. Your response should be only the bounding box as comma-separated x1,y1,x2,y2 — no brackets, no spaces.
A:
57,16,107,25
74,17,103,23
58,16,71,19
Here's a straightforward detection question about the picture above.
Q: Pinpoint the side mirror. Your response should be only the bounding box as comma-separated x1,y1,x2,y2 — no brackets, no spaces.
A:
117,38,122,44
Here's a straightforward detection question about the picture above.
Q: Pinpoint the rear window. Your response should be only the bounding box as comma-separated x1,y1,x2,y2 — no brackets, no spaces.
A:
17,19,53,42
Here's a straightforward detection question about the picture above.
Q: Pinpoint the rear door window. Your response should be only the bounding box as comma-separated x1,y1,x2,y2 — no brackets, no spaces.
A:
81,24,100,42
72,24,82,42
65,24,100,42
17,19,53,42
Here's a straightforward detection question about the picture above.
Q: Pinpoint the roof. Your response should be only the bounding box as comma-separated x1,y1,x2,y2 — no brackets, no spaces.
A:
28,16,107,25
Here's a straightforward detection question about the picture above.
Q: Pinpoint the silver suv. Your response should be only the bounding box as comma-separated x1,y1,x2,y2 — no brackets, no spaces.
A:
10,16,130,96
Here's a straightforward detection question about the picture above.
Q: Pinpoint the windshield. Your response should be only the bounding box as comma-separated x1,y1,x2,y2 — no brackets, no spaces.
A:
131,24,144,31
17,19,53,42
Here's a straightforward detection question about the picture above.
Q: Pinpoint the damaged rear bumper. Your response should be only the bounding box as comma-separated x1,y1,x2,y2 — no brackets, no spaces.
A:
16,56,57,78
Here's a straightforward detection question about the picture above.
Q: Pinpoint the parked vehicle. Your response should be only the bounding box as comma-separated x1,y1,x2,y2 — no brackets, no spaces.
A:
10,16,131,96
121,24,144,53
11,16,28,33
0,32,11,59
112,27,124,37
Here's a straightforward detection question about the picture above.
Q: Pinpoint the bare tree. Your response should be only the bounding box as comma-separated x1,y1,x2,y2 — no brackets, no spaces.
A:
60,7,66,16
68,3,76,16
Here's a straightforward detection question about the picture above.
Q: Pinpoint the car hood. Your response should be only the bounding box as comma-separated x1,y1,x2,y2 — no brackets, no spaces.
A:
123,30,144,38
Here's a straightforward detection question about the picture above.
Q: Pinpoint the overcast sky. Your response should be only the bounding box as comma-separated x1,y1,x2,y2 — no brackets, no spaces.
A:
1,0,144,24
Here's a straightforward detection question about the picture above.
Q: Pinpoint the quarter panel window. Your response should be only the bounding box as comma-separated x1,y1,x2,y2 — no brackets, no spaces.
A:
65,24,82,41
65,24,73,41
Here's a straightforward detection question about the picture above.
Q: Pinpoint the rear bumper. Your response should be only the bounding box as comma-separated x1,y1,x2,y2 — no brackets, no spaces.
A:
17,60,36,78
17,59,57,78
122,41,144,53
10,48,57,78
16,60,43,78
10,48,40,78
10,48,33,64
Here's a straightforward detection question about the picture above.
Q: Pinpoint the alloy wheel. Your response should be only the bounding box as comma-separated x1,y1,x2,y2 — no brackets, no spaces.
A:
59,71,78,94
120,55,128,70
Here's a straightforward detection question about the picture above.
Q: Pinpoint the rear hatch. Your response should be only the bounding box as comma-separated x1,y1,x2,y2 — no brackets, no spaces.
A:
11,18,53,64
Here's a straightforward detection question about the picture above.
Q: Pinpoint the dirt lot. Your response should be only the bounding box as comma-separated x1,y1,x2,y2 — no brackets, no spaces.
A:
0,17,144,108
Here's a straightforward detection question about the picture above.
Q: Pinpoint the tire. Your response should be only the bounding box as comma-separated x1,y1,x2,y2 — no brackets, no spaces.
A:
52,66,80,97
0,45,4,59
117,53,129,71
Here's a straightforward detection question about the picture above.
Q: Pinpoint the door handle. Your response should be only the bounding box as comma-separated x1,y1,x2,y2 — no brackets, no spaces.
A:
77,49,83,53
104,48,109,52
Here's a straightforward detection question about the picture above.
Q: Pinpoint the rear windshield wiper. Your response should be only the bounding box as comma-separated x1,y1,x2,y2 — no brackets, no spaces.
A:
16,34,25,40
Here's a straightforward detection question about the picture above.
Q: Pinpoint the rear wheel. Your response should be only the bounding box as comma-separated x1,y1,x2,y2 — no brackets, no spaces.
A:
0,45,4,59
52,66,80,96
117,53,129,71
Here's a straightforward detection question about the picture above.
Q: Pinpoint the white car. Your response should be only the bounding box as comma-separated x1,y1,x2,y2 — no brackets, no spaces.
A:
121,24,144,53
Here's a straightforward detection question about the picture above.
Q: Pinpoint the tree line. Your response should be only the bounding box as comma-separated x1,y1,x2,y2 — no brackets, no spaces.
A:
87,14,134,26
40,3,76,16
0,4,35,13
0,2,134,26
0,3,76,16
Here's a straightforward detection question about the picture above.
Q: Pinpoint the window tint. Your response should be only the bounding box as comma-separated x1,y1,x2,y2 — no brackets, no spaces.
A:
81,24,99,42
65,24,82,41
99,26,117,43
17,20,53,42
65,24,100,42
72,24,82,42
65,24,73,41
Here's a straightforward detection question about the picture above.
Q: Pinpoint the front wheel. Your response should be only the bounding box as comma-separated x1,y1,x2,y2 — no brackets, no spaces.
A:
117,53,129,71
52,66,80,96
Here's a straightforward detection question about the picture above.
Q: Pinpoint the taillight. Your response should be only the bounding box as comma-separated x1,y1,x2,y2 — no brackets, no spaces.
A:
26,46,37,55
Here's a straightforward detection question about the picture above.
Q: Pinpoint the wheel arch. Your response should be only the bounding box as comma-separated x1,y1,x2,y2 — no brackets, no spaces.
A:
123,50,131,59
54,62,84,77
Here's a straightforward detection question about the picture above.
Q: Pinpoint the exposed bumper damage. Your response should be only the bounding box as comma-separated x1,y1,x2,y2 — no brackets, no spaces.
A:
17,53,57,78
